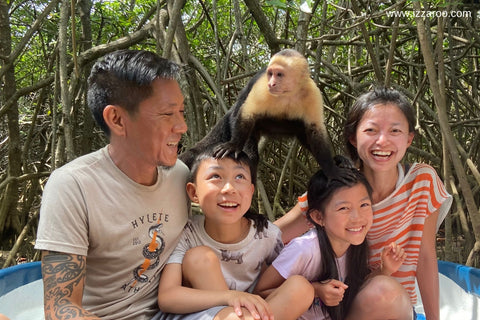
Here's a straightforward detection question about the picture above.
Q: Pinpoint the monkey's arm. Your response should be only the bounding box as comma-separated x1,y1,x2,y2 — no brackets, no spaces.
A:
213,69,267,160
213,114,256,159
179,114,232,168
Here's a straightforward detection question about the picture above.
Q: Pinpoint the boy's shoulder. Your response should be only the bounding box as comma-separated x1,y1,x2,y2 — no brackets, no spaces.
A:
265,220,281,235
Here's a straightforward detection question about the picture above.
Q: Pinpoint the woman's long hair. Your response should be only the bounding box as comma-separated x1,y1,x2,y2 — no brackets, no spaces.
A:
306,155,372,320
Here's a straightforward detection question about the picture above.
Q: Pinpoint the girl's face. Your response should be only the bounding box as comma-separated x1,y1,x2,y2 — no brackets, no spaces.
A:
310,183,373,257
186,157,254,226
350,103,414,173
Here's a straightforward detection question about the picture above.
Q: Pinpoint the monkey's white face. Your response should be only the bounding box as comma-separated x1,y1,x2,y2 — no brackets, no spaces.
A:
267,63,293,95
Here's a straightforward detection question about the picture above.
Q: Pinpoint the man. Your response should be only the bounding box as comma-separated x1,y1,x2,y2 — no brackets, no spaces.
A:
35,50,189,320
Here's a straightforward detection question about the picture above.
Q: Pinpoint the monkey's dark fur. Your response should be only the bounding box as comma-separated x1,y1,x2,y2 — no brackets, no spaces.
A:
179,68,262,169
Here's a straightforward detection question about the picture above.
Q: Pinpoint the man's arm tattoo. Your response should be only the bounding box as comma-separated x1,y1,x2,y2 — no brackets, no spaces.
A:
42,252,98,319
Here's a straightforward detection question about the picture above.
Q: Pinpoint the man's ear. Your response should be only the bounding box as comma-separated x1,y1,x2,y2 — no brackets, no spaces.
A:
103,105,126,137
186,182,199,203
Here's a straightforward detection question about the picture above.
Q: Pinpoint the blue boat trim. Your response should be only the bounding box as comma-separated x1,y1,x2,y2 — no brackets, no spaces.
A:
1,261,480,295
437,260,480,297
0,261,42,296
1,260,480,320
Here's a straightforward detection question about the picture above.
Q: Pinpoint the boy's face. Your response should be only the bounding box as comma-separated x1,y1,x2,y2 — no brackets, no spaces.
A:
187,157,254,226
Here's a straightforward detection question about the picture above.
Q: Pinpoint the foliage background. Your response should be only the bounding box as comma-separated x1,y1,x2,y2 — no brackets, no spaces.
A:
0,0,479,268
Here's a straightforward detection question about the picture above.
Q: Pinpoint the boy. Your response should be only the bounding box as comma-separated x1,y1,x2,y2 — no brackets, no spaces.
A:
155,150,313,320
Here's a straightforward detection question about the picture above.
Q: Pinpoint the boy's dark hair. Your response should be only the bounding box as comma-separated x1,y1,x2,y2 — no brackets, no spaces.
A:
344,86,416,163
189,148,268,232
87,49,181,136
306,155,372,320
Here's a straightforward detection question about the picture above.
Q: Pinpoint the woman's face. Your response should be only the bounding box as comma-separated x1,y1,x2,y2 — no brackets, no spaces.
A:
349,103,414,173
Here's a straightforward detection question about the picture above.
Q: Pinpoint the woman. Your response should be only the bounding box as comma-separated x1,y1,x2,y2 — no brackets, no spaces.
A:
276,87,452,320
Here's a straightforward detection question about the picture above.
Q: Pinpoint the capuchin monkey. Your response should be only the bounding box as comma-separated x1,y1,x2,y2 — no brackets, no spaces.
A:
180,49,335,176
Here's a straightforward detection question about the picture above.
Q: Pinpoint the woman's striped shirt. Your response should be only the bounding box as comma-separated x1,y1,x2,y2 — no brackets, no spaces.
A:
367,163,451,304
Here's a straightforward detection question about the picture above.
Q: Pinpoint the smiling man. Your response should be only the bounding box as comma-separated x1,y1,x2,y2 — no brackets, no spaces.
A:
35,50,189,320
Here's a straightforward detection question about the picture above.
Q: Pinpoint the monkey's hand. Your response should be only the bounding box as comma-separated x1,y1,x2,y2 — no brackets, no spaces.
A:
213,142,243,159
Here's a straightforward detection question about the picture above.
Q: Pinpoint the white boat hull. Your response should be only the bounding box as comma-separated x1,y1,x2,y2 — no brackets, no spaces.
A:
1,260,479,319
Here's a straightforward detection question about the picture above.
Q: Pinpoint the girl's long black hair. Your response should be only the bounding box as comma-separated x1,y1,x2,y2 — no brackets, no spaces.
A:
306,155,372,320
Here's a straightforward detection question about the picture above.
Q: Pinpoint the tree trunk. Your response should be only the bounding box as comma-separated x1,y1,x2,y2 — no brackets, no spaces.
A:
164,0,186,59
242,0,280,53
59,0,75,163
78,0,95,155
0,0,22,236
414,2,480,264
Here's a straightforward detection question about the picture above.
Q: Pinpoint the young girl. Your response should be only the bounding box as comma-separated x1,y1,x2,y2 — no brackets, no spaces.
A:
277,87,452,320
255,156,406,320
155,150,313,320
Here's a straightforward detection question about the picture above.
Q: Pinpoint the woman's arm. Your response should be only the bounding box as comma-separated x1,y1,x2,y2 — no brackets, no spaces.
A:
274,203,311,244
416,210,440,320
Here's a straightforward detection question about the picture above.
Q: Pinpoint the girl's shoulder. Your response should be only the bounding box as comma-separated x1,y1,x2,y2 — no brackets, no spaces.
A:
278,229,320,262
285,229,318,248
